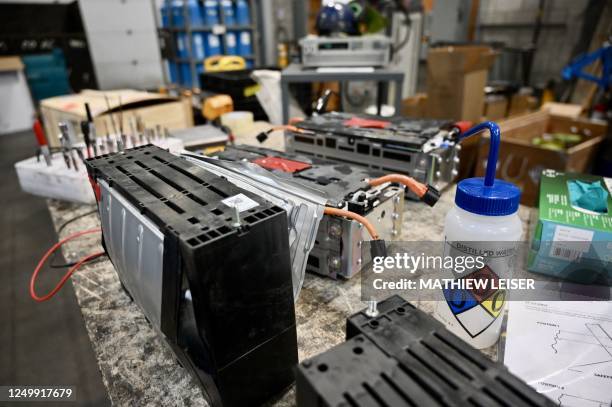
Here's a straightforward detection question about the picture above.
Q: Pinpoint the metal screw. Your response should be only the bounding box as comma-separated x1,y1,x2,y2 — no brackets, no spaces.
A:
365,299,379,318
232,205,241,228
328,256,341,270
329,223,342,237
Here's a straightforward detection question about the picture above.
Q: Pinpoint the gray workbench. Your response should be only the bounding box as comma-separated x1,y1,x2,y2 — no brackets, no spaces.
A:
281,63,405,123
46,182,535,406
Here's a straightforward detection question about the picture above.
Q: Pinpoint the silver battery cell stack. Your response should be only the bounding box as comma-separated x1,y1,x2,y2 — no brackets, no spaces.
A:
285,112,461,197
205,145,404,280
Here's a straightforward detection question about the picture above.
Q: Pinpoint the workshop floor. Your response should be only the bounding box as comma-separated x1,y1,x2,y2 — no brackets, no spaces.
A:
0,131,110,406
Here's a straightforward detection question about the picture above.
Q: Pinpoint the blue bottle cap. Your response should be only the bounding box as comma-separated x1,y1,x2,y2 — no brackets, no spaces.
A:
454,121,521,216
455,177,521,216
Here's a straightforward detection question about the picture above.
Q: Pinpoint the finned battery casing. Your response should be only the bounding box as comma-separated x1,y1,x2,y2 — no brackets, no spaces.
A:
286,112,460,198
86,145,298,407
296,295,556,407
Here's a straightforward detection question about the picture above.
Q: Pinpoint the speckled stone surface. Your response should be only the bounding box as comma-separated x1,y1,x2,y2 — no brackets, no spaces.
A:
47,179,536,407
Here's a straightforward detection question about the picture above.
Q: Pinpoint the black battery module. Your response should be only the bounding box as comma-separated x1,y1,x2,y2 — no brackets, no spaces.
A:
86,145,297,407
296,295,554,407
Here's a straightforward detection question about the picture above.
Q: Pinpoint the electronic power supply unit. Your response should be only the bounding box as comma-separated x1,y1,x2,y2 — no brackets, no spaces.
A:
285,112,467,197
206,145,405,280
296,295,555,407
85,145,298,407
299,34,392,68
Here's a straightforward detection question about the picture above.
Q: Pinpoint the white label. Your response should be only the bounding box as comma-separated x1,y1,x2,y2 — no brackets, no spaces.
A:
222,193,259,212
226,33,236,47
212,24,226,35
552,225,594,243
435,239,516,348
208,34,220,47
240,32,251,44
550,225,594,261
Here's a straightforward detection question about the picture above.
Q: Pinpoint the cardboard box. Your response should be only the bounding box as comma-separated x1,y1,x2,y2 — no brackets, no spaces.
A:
401,93,428,118
426,45,498,122
0,56,24,72
474,108,608,206
483,95,508,120
41,89,194,147
426,46,497,179
528,170,611,284
507,93,537,117
540,102,583,119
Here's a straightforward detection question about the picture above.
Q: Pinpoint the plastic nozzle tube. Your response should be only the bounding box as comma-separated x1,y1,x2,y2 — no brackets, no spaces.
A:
458,121,500,187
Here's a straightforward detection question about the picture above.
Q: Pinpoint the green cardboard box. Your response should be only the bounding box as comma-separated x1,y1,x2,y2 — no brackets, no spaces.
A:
528,170,612,284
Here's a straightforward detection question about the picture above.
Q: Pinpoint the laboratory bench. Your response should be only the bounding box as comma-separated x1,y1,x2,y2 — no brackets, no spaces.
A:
46,180,536,406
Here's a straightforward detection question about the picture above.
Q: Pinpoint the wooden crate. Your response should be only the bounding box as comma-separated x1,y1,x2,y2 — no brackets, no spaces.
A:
40,89,194,147
474,109,608,206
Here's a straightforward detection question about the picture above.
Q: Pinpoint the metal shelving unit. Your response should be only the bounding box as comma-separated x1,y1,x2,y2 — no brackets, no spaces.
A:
153,0,260,89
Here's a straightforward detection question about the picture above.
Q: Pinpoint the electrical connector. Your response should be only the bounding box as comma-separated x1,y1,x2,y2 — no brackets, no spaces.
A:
256,131,269,143
370,239,387,259
421,185,440,207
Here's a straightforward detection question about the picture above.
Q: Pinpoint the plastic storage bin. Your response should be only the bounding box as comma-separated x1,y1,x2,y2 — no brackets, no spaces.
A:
225,31,238,54
186,0,204,26
170,0,185,27
203,0,220,25
235,0,250,25
192,32,206,59
237,31,252,56
220,0,235,25
206,33,222,56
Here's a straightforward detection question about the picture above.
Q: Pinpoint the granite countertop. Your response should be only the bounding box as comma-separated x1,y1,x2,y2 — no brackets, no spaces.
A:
46,183,536,407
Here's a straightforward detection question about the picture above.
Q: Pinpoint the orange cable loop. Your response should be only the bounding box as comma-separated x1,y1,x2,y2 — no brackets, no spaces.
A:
367,174,428,198
323,207,379,240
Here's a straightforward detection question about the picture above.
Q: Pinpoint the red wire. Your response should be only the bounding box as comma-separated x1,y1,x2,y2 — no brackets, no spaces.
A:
30,228,103,302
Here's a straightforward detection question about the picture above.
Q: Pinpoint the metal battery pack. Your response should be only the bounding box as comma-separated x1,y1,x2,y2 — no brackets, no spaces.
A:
285,112,461,197
85,145,298,407
296,295,555,407
299,34,392,68
207,145,404,280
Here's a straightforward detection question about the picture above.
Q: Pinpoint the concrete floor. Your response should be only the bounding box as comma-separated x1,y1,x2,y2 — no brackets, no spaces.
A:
0,130,110,406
